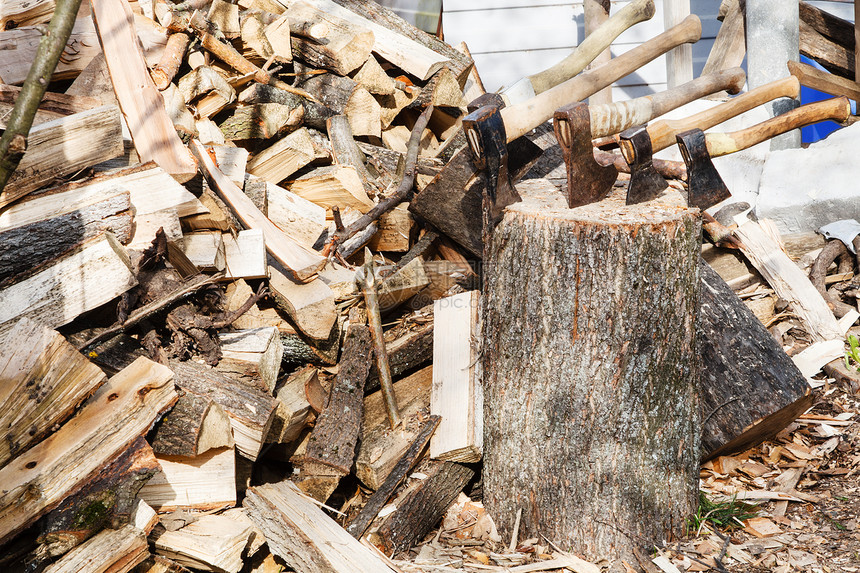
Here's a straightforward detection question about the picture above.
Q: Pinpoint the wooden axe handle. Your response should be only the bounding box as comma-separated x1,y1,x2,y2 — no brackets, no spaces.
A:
501,14,702,143
589,67,746,138
647,76,801,151
705,96,851,156
528,0,656,94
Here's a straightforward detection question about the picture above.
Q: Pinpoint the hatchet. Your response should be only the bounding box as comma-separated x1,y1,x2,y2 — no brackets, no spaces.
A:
411,14,703,256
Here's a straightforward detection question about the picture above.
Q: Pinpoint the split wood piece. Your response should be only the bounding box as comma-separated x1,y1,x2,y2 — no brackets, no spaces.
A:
347,415,440,539
42,524,148,573
698,261,814,460
317,262,359,298
788,60,860,103
369,459,475,556
150,392,234,457
208,0,240,38
377,256,430,312
224,278,286,331
328,114,379,197
220,507,266,557
297,324,372,501
431,290,481,462
351,55,396,95
368,203,413,252
366,320,433,392
216,327,284,393
177,231,226,272
0,84,102,119
482,182,700,567
801,20,854,80
0,319,106,468
356,365,432,490
223,229,268,280
265,365,317,444
127,209,183,252
132,499,160,534
133,555,193,573
0,105,123,208
153,514,253,573
0,233,136,337
152,32,192,90
0,0,60,28
170,359,278,460
419,260,475,301
0,185,131,283
161,84,198,141
263,15,292,63
288,165,375,214
0,357,177,545
240,11,274,63
212,145,249,186
247,128,322,184
408,67,467,110
266,181,328,246
238,82,335,130
219,103,304,140
91,0,198,182
382,124,437,156
701,0,746,99
300,73,381,137
280,313,343,366
378,87,419,130
285,0,373,75
244,479,397,573
455,41,485,103
139,447,237,512
177,66,236,119
356,141,444,191
191,139,327,282
0,16,100,85
66,53,117,104
734,219,842,342
268,261,337,340
38,436,159,557
182,188,236,233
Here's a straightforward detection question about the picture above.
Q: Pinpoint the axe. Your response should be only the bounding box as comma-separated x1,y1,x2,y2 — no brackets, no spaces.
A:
553,67,746,207
617,75,801,204
676,96,851,209
411,14,703,256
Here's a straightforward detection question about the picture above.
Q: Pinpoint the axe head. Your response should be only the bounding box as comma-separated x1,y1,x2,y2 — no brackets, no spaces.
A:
462,104,522,227
676,128,731,210
553,102,618,208
620,125,670,205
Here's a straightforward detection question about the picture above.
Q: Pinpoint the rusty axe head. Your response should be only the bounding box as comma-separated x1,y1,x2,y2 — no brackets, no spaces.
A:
619,125,669,204
675,128,731,211
553,102,618,208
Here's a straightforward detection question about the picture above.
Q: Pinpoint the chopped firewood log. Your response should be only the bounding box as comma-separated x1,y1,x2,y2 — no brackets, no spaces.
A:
410,67,468,110
356,365,432,490
0,85,101,121
296,323,372,501
378,87,418,130
220,507,266,556
150,392,234,457
153,514,253,573
240,12,274,62
222,229,268,280
280,318,342,365
265,181,328,246
182,188,236,233
430,290,482,462
139,447,237,512
328,114,379,196
0,105,124,208
247,127,327,184
0,184,131,282
377,256,430,312
355,141,444,191
0,17,100,85
91,0,198,182
0,233,136,337
128,210,183,252
176,231,226,272
133,555,193,573
160,84,198,141
224,279,286,331
347,415,440,538
265,365,318,444
177,65,237,117
268,261,337,340
196,118,228,144
351,55,396,95
0,357,177,545
244,479,397,573
368,460,475,555
237,82,335,130
38,436,159,558
367,319,433,391
317,262,358,298
208,0,240,38
216,327,283,393
132,499,159,534
169,360,277,460
284,0,373,74
289,165,375,215
261,16,292,63
219,102,304,140
300,73,381,137
243,175,269,214
66,53,117,104
42,524,148,573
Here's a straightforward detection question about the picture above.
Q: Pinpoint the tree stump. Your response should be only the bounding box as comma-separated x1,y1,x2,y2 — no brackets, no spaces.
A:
483,182,701,569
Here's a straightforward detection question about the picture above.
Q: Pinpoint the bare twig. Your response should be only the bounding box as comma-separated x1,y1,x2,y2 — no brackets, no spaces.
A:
0,0,84,195
151,32,192,90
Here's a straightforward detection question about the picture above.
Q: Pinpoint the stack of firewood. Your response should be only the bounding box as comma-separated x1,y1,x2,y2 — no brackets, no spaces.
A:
0,0,489,571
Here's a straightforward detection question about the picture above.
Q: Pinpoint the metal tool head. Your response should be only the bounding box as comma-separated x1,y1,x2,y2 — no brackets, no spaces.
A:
462,103,522,227
553,102,618,208
467,92,505,114
676,128,731,210
619,125,670,204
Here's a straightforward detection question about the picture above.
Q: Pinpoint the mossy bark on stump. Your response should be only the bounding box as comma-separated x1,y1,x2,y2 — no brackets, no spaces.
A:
482,185,701,569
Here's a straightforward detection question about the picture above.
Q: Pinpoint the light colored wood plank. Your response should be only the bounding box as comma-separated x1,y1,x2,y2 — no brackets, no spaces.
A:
664,0,694,88
0,233,137,337
288,165,374,215
266,366,316,445
0,357,177,545
265,181,327,246
247,127,319,184
127,209,183,251
217,327,284,393
430,290,482,462
223,229,268,280
178,231,226,272
43,524,148,573
139,447,237,512
212,145,249,187
0,318,107,469
268,262,337,340
154,513,252,573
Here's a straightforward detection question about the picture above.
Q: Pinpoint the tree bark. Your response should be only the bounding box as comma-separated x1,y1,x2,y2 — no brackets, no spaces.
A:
482,187,701,570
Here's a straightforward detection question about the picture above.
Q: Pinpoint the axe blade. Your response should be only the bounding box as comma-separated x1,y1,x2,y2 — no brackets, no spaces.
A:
620,125,669,205
676,128,731,210
553,102,618,208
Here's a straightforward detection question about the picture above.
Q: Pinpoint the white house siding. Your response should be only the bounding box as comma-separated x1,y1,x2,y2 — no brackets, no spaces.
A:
442,0,720,100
